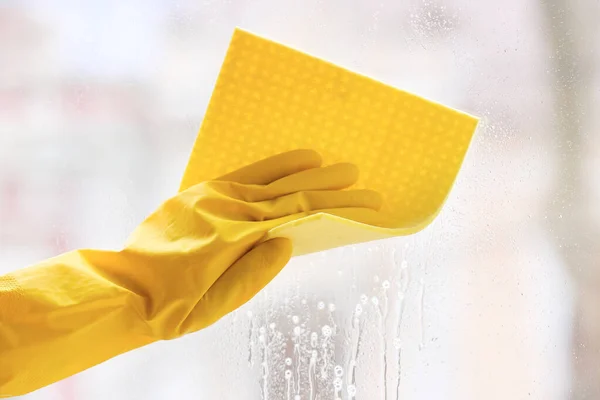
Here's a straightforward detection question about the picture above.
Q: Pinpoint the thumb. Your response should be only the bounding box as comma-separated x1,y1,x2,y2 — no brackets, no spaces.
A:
185,237,293,332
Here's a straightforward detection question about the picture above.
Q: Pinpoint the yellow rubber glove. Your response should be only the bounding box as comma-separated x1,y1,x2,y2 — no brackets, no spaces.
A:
0,149,383,397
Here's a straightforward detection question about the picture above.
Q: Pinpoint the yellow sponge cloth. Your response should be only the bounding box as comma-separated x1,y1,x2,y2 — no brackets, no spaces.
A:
180,28,479,256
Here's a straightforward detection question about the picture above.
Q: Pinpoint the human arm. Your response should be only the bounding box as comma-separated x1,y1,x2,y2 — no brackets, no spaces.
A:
0,149,382,397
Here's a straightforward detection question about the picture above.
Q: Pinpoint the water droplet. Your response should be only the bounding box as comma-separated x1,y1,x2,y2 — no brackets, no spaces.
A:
334,365,344,377
382,280,390,289
317,301,325,310
293,326,302,336
259,326,266,334
328,303,336,312
360,294,368,304
347,384,357,396
355,304,363,316
285,357,292,366
292,315,300,324
322,325,332,337
285,369,292,379
371,296,379,306
333,377,343,391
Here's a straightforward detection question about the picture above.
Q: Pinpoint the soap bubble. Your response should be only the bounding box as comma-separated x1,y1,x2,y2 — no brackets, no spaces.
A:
311,350,318,359
269,323,276,330
317,301,325,310
328,303,336,312
285,357,292,366
322,325,332,337
382,280,390,289
258,334,265,343
293,326,302,336
393,337,402,350
294,395,301,400
285,370,292,379
373,275,380,283
259,326,266,334
371,296,379,306
360,294,368,304
334,365,344,377
246,310,253,318
292,315,300,324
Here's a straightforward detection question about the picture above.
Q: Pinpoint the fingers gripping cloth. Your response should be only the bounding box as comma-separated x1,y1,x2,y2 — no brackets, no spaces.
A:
181,28,479,256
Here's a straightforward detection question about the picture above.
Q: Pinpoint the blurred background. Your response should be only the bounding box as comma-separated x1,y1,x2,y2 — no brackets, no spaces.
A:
0,0,598,399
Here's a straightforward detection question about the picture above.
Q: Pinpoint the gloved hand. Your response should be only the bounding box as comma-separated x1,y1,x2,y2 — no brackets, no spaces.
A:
121,148,383,337
0,149,383,396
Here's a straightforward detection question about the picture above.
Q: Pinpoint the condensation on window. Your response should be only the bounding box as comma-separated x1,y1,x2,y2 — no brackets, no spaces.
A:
1,0,597,399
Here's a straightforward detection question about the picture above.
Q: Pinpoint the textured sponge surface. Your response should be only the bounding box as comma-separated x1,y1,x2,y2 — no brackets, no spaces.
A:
180,28,479,255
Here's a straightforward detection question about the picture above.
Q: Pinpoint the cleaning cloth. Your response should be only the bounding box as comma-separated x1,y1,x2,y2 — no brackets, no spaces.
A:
180,28,479,256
